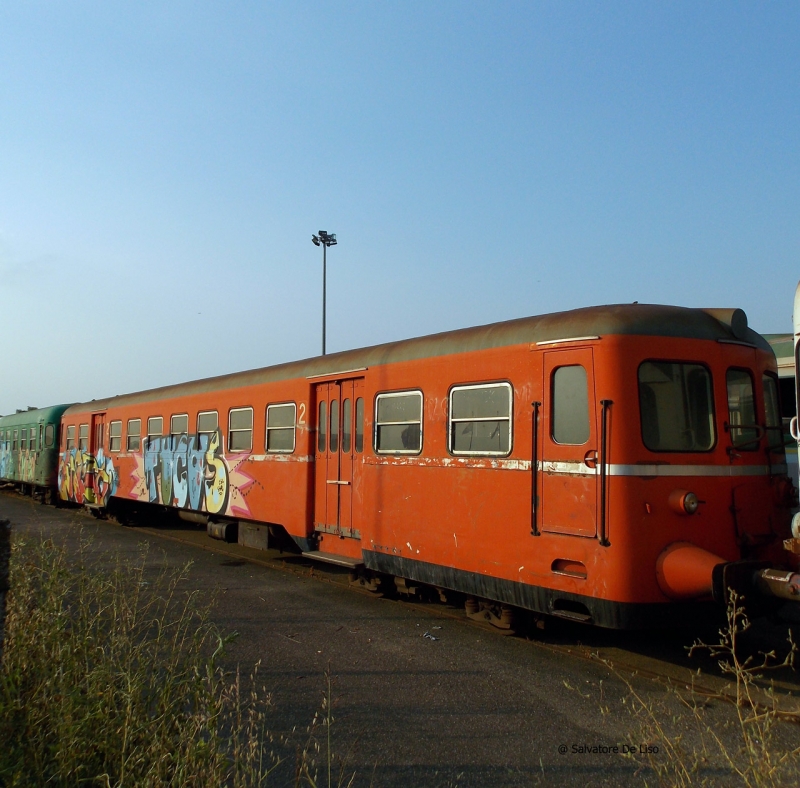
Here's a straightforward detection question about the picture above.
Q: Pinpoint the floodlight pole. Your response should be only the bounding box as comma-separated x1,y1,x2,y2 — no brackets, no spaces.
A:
312,231,337,356
322,242,327,356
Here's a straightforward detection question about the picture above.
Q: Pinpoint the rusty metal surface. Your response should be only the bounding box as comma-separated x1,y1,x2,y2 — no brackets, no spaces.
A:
64,303,771,415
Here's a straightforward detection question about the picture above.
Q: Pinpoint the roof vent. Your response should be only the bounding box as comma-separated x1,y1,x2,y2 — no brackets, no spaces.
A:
702,308,748,341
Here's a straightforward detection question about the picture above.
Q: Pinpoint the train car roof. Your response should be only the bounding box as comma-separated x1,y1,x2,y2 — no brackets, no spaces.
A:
0,404,74,426
64,303,772,414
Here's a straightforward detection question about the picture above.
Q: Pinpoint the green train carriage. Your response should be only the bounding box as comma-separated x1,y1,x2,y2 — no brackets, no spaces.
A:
0,405,73,502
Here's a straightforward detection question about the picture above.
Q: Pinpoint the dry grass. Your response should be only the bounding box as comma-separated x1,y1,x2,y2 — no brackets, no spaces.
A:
0,536,279,787
607,594,800,788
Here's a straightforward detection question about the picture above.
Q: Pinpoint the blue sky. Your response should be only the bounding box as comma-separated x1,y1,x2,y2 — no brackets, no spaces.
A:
1,2,798,415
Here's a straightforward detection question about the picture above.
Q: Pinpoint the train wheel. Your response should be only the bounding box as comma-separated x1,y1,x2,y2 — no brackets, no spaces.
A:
465,599,516,634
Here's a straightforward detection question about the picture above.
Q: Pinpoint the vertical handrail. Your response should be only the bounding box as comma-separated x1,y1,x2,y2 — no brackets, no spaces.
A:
599,399,612,547
531,401,540,536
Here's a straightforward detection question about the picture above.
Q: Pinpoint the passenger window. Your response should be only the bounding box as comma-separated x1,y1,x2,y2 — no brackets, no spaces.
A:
355,398,364,453
450,383,511,455
318,401,327,453
30,428,37,451
552,367,589,446
638,362,714,452
78,424,89,451
228,407,253,451
65,426,75,450
342,399,352,453
330,400,339,453
127,419,141,451
376,391,423,454
109,421,122,452
171,414,189,436
266,403,296,453
763,375,783,450
21,428,28,450
45,424,55,448
147,417,163,438
197,411,218,435
727,369,758,449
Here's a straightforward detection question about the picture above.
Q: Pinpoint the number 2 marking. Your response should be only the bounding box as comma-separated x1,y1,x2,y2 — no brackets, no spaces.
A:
298,403,306,425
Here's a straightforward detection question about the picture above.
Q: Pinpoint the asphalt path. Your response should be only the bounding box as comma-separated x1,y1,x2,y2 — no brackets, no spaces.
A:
1,491,790,787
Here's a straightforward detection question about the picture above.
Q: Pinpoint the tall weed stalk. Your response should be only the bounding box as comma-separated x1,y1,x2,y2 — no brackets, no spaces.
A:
0,537,278,787
611,593,800,788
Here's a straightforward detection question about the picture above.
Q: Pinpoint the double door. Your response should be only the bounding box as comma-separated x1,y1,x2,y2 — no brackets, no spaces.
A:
314,378,364,539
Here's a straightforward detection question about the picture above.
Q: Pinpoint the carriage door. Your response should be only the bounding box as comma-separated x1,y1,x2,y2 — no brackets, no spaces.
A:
540,349,599,537
88,412,106,504
314,378,364,539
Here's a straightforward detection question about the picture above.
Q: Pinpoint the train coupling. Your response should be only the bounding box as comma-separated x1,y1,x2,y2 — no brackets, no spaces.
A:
711,559,800,606
657,541,800,607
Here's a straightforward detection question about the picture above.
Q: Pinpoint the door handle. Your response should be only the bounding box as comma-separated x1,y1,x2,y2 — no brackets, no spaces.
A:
583,450,598,469
326,480,350,485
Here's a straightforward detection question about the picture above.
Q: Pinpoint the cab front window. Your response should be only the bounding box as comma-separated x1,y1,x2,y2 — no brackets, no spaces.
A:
638,361,715,452
727,369,758,450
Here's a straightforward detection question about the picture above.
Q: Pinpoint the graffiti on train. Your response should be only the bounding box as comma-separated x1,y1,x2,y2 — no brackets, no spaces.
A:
58,448,118,506
0,447,38,483
131,429,253,517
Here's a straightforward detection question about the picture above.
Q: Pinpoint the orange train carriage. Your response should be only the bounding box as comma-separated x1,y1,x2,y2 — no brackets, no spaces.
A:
56,304,800,629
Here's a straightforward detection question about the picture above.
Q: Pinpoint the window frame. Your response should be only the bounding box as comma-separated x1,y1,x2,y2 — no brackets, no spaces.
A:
726,367,759,451
170,413,189,437
228,406,253,452
637,359,716,453
147,417,163,439
448,381,513,457
65,425,75,450
44,424,55,448
762,372,784,450
109,420,122,452
197,410,219,436
373,389,424,455
266,402,296,454
78,424,89,451
127,419,141,452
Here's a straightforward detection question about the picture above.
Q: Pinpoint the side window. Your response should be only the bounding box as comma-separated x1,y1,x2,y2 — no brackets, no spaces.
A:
552,366,589,446
197,411,218,436
78,424,89,451
450,382,512,455
21,428,28,450
65,426,75,450
127,419,141,451
355,398,364,453
171,414,189,436
30,427,37,451
45,424,55,448
147,417,163,438
727,369,758,449
109,421,122,452
375,391,423,454
229,407,253,451
266,403,296,453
